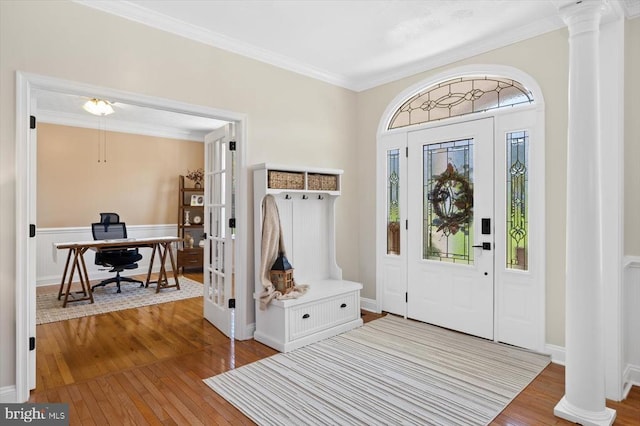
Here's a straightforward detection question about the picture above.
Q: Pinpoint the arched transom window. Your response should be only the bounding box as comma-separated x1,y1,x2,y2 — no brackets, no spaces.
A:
388,76,533,129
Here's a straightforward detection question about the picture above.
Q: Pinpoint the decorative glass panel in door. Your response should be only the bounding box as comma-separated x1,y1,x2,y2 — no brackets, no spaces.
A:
388,76,533,129
423,139,474,264
506,131,528,271
387,149,400,255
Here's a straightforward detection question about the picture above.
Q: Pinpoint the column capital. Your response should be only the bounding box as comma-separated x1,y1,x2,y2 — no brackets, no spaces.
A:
556,0,606,36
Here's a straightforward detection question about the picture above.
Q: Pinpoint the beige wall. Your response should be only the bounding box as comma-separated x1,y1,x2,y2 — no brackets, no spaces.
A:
38,124,204,227
356,29,570,347
625,18,640,256
2,0,638,394
0,0,357,390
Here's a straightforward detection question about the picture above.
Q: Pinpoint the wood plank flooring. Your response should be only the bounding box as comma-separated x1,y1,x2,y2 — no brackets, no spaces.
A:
31,273,640,425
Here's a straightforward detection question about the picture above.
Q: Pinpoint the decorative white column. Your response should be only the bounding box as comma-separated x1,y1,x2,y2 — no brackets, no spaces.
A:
554,1,616,424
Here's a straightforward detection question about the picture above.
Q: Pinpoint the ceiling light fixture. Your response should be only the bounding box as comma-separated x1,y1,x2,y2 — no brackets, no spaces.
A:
83,98,114,116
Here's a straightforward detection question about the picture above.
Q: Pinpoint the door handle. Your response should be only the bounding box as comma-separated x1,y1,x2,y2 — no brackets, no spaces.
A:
472,242,492,250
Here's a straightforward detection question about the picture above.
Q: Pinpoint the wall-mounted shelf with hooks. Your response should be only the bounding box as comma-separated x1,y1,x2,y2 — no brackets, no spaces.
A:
264,165,341,196
253,163,362,353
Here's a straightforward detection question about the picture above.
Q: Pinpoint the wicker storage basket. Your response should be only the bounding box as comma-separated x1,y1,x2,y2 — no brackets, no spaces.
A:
308,173,338,191
268,170,304,190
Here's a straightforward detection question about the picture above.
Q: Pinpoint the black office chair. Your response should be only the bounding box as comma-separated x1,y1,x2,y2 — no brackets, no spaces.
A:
91,221,143,293
99,212,120,224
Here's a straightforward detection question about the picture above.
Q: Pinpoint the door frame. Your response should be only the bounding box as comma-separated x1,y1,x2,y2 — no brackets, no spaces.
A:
15,72,250,402
376,64,546,352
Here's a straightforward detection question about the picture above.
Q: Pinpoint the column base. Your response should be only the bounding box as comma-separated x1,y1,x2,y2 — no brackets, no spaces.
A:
554,396,616,426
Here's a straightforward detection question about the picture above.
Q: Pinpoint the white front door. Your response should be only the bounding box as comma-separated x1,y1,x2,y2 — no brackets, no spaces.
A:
203,124,235,338
407,118,494,340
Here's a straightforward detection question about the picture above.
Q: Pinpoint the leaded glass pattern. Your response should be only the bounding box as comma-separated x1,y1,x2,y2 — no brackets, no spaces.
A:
423,139,474,263
389,77,533,129
506,131,528,270
387,149,400,255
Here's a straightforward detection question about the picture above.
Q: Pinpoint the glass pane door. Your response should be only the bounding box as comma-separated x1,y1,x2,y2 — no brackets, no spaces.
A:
423,139,474,264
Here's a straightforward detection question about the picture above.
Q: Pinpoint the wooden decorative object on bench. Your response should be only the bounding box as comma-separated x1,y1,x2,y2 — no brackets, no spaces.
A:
270,253,294,293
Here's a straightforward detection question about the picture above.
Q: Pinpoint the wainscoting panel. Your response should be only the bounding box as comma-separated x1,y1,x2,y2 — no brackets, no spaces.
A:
624,256,640,393
37,225,178,286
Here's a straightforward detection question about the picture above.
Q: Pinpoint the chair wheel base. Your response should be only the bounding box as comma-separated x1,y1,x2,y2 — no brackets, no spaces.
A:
91,273,143,294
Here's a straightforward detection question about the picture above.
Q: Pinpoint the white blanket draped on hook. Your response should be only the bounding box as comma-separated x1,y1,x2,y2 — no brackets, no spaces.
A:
259,194,308,309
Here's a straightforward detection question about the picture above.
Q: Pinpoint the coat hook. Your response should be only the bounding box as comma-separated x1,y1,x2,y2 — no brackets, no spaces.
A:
318,195,324,200
285,194,291,199
302,194,308,200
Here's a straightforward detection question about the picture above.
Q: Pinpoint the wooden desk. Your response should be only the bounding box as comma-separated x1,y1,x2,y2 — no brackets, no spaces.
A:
54,236,182,307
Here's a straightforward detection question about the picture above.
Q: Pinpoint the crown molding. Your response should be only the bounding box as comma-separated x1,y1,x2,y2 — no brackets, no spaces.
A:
73,0,352,90
38,110,206,142
352,15,565,91
75,1,571,93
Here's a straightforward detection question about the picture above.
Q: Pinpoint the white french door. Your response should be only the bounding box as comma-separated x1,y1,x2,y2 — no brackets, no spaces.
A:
407,118,495,340
203,124,235,338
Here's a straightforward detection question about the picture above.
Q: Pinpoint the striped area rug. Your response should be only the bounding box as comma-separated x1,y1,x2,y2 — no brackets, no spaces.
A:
204,315,550,425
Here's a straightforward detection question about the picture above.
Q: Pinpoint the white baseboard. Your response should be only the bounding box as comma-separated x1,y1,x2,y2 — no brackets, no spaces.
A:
538,346,640,401
624,256,640,398
237,322,255,341
0,385,16,403
623,364,640,399
544,343,566,365
360,297,378,313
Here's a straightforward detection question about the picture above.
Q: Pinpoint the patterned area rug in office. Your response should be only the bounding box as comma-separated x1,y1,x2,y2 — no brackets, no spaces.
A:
204,314,550,426
36,277,203,324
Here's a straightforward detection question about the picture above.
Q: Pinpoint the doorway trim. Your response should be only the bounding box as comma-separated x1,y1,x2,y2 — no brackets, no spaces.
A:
15,72,250,402
375,64,546,351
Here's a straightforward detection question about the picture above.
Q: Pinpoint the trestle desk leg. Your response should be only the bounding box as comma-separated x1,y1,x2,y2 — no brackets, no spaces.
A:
57,248,73,300
145,244,158,288
62,249,80,308
78,248,94,303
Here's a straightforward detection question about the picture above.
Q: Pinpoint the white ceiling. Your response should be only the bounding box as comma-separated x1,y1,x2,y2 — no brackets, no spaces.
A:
41,0,637,137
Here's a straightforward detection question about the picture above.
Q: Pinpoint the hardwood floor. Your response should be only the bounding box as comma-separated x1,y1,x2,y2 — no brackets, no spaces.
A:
31,273,640,425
